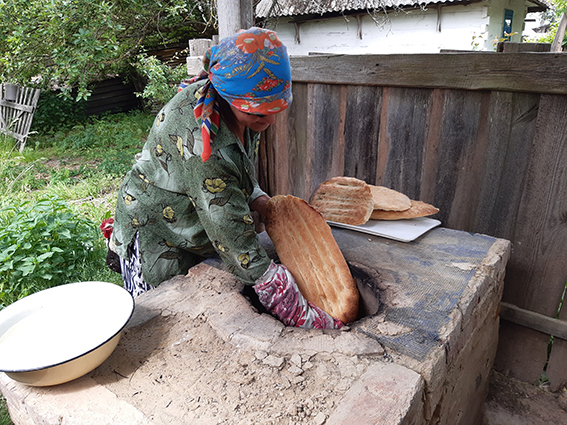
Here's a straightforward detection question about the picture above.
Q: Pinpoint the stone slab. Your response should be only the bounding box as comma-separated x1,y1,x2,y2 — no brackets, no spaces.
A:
327,362,425,425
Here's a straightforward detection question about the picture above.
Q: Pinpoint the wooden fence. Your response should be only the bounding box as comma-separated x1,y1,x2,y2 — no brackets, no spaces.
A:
259,50,567,389
85,78,141,116
0,84,41,152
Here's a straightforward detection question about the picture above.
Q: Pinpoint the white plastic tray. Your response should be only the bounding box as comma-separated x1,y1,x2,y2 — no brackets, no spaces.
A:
328,217,441,242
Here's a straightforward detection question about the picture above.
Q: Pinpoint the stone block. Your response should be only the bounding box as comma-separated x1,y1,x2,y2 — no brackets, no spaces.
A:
327,362,425,425
1,374,151,425
186,57,203,76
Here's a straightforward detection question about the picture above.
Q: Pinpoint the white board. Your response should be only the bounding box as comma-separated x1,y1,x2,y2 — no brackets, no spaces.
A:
328,217,442,242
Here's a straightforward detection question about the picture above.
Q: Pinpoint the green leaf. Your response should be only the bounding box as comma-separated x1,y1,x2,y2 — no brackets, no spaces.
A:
37,251,54,262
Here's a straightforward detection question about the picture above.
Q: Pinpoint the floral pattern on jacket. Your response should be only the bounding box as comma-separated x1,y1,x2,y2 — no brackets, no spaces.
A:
112,80,271,287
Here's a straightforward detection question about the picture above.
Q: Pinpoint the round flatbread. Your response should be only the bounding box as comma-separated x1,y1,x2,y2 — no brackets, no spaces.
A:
266,195,359,324
368,185,412,211
309,177,374,226
370,200,439,220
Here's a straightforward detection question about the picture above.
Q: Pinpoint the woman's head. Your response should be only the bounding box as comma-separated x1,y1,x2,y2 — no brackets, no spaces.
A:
206,27,292,116
192,28,292,160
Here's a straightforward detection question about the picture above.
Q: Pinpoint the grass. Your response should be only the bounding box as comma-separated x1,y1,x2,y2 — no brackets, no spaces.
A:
0,395,10,425
0,110,154,423
0,110,154,289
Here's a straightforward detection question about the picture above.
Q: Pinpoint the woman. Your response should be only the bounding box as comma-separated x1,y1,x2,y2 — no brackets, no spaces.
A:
112,28,342,329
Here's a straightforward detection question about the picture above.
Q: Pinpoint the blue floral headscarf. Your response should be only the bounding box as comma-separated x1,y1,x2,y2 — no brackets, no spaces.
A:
189,27,292,161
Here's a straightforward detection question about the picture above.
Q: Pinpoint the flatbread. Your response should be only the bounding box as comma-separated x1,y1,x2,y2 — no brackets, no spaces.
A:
309,177,374,225
265,195,359,324
368,185,411,212
370,200,439,220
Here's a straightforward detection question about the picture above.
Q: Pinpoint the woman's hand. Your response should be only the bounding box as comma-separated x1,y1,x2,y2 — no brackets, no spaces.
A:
250,194,270,218
250,195,270,233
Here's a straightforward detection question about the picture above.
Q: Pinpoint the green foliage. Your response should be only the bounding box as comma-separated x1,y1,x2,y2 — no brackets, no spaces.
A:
533,1,567,47
98,151,137,177
0,110,151,423
135,54,189,110
0,196,105,309
0,111,153,198
40,110,153,153
537,19,567,48
0,111,147,425
31,90,88,134
0,394,11,425
0,0,216,99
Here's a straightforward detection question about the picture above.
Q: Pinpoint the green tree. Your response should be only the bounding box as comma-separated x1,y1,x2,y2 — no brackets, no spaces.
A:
0,0,216,100
536,0,567,49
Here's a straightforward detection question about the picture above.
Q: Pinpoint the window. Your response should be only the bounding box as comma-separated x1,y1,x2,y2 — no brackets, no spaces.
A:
502,9,514,40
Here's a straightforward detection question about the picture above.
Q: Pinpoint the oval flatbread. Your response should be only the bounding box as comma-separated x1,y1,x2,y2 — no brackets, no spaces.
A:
368,185,412,212
370,200,439,220
265,195,359,324
309,177,373,226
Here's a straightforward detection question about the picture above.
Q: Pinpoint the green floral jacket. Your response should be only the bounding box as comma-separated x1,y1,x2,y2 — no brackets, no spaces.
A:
112,80,271,287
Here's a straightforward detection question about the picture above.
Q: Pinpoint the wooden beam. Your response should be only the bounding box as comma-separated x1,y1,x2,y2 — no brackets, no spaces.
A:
289,53,567,95
356,14,363,39
0,100,34,113
500,302,567,341
217,0,254,39
551,13,567,53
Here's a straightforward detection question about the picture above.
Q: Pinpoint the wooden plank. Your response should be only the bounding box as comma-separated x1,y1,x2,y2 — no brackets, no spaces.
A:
343,85,382,185
0,85,40,150
419,88,444,204
376,87,432,199
425,90,485,227
305,83,346,200
551,13,567,53
446,90,492,231
494,320,550,383
546,297,567,391
473,92,540,239
494,94,567,382
500,302,567,340
289,53,567,95
265,82,309,197
497,42,551,52
503,94,567,315
264,105,290,196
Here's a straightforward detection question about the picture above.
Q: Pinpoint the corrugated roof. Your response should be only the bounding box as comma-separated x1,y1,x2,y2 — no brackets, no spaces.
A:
256,0,468,18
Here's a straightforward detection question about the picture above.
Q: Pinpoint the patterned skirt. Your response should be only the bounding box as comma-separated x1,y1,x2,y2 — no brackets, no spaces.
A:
119,233,154,298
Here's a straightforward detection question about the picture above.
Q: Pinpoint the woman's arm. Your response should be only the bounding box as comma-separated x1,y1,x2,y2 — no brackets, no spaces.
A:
250,194,270,218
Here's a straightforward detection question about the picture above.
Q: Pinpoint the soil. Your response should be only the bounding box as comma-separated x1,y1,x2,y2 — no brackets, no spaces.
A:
88,268,386,425
483,370,567,425
92,310,376,425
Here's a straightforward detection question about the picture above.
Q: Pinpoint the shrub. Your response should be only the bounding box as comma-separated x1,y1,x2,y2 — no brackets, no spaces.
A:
31,90,88,135
47,110,152,154
0,196,105,309
135,54,189,110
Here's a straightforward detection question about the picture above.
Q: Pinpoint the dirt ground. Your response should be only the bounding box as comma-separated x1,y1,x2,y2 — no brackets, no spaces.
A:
483,370,567,425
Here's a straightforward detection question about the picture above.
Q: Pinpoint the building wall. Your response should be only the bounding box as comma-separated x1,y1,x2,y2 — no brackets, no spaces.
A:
485,0,529,46
266,0,529,54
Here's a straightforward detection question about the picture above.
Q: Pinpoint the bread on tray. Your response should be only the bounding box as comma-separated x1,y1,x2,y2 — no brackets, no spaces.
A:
309,176,374,226
368,185,412,212
370,200,439,220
